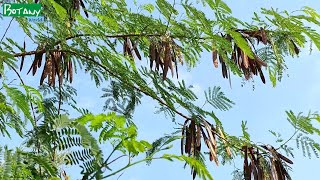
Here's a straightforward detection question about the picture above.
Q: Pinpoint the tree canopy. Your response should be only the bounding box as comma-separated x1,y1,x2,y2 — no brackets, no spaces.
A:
0,0,320,180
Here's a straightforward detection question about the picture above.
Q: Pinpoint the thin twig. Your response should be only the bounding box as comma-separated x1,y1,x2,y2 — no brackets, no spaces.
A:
276,128,299,150
164,0,176,33
0,17,14,42
87,140,126,180
117,172,124,180
103,157,163,178
107,155,127,166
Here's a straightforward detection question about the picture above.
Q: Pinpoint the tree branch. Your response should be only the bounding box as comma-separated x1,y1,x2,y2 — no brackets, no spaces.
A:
62,49,191,119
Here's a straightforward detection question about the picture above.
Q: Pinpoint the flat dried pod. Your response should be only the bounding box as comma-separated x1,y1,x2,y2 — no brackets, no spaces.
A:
65,58,69,81
123,37,133,59
261,145,293,165
202,120,216,151
217,126,232,157
219,55,228,78
54,51,63,86
196,124,201,147
123,37,127,56
277,152,293,165
62,52,73,83
50,52,56,87
212,49,218,68
240,28,270,45
255,56,267,67
274,160,286,180
20,55,25,72
243,146,251,180
159,42,166,64
257,65,266,84
20,40,26,71
192,168,197,180
68,60,73,83
162,42,170,80
247,148,261,180
241,51,249,69
46,56,54,86
149,42,157,69
37,54,43,68
177,49,184,65
239,59,251,80
172,48,179,79
201,121,219,165
190,121,196,156
249,162,258,180
290,39,300,55
181,119,190,155
248,57,257,75
260,28,268,45
185,125,191,154
40,56,49,85
131,39,142,60
206,139,219,165
251,164,259,180
231,44,238,65
27,50,44,75
236,47,243,67
255,148,265,180
155,47,161,71
168,61,175,79
278,161,290,179
270,158,278,180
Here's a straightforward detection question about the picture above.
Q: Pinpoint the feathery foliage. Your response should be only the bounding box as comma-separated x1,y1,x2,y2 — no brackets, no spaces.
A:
0,0,319,179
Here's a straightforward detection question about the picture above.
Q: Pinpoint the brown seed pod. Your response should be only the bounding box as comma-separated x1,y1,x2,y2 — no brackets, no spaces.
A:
212,49,218,68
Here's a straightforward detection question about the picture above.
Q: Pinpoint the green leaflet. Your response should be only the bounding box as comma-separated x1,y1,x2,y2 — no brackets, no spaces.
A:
22,84,44,114
227,30,255,59
241,121,250,141
48,0,67,20
204,86,235,111
142,3,155,13
3,84,33,124
162,154,214,180
20,152,58,177
48,178,61,180
96,13,119,31
0,103,15,114
156,0,178,19
268,69,277,87
302,6,320,20
0,50,15,75
204,0,232,14
122,139,150,155
0,49,14,59
77,112,126,131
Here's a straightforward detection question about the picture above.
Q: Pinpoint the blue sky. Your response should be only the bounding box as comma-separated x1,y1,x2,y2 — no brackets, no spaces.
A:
1,0,320,180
